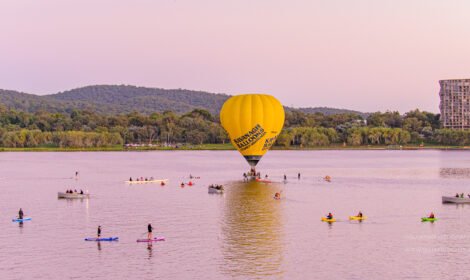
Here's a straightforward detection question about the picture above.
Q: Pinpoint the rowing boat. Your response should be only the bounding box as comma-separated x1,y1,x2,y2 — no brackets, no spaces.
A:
58,192,90,199
442,196,470,204
125,179,169,185
421,217,438,222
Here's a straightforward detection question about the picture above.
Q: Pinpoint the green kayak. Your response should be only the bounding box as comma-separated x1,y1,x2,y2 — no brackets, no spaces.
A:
421,217,437,222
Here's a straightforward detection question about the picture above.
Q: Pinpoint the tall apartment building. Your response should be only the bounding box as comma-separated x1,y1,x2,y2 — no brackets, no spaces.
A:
439,79,470,129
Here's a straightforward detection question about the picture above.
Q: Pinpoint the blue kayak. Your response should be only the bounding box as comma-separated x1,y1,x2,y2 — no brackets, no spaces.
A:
84,237,119,241
12,217,32,222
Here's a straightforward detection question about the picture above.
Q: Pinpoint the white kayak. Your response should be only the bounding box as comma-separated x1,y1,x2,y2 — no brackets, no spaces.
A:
58,192,90,199
125,179,169,185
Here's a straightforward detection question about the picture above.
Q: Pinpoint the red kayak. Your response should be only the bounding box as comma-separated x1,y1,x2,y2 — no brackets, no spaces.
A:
136,237,165,242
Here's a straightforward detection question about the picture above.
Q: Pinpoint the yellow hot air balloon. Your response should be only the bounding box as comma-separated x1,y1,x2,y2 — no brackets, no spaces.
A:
220,94,285,168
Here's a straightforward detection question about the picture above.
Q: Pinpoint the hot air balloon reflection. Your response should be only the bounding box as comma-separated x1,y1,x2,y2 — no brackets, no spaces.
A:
220,94,285,173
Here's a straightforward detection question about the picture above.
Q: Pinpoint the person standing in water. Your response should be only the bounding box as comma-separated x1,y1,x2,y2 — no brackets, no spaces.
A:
298,173,301,180
18,208,24,219
97,226,101,238
147,223,153,240
284,174,287,180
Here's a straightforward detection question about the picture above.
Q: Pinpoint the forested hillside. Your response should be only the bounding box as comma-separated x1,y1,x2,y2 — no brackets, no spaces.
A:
0,85,367,116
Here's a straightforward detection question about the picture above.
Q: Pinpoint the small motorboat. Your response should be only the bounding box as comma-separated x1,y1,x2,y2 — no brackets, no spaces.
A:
208,185,224,194
442,196,470,204
58,192,90,199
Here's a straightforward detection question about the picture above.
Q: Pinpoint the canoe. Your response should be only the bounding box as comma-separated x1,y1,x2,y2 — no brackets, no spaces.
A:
85,237,119,241
421,217,438,222
125,179,168,185
321,217,336,223
208,187,224,194
58,192,90,199
442,196,470,204
136,237,165,242
12,217,32,222
349,216,367,221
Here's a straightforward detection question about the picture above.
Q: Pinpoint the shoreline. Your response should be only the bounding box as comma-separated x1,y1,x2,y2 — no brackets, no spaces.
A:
1,144,470,152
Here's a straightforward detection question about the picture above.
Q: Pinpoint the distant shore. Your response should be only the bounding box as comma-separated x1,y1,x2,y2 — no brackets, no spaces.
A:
1,143,470,152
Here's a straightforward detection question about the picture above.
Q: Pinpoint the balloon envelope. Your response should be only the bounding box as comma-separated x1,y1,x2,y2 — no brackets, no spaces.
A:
220,94,285,167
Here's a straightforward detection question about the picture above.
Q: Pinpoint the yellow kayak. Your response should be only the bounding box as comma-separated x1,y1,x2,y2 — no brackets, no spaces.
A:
321,217,336,222
349,216,367,221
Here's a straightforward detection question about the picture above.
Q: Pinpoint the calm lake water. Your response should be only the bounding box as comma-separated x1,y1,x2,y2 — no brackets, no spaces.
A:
2,150,470,279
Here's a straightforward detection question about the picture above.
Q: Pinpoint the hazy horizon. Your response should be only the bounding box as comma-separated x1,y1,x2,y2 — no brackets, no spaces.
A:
2,0,469,113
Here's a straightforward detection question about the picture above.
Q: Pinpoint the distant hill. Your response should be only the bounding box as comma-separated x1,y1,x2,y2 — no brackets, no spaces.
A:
296,107,368,118
0,85,366,116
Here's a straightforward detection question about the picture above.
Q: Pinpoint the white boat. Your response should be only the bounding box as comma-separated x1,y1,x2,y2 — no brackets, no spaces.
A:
208,186,224,194
58,192,90,199
125,179,169,185
442,196,470,204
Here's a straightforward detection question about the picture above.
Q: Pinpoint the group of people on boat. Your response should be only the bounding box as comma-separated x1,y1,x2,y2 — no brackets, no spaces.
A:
65,189,84,194
129,177,155,182
454,193,470,198
209,184,223,190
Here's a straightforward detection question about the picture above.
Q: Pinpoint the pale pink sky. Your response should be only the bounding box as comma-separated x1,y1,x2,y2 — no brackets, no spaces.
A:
1,0,469,112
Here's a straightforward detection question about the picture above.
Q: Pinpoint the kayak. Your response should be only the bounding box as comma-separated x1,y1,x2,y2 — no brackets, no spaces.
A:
85,237,119,241
421,217,438,222
321,217,336,223
12,217,32,222
349,216,367,221
136,237,165,242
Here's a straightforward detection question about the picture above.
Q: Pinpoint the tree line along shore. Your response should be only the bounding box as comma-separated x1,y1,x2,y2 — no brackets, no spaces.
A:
0,106,468,150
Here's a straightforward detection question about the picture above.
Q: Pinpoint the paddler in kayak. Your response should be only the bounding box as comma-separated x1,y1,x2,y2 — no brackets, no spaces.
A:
18,208,24,219
147,223,153,240
326,212,333,220
97,226,101,238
